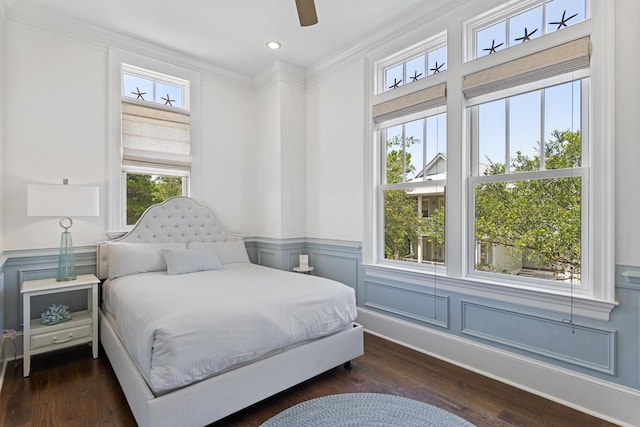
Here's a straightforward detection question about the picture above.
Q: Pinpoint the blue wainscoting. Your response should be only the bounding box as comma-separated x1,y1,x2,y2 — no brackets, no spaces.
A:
1,241,638,401
245,238,363,294
1,247,97,332
461,301,616,374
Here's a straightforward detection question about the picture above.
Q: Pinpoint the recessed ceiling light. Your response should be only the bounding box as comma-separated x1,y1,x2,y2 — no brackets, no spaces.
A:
266,41,282,50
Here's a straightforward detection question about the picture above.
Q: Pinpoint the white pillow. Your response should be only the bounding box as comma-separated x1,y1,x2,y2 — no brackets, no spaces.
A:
187,241,250,264
161,247,223,275
107,242,187,280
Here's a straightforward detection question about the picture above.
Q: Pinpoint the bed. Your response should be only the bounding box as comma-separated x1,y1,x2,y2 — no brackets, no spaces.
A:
96,196,363,427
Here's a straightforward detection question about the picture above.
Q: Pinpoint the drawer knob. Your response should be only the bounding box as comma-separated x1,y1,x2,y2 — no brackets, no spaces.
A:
52,333,73,344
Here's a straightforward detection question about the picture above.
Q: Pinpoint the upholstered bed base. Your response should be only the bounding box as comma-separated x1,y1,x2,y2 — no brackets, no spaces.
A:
100,309,364,427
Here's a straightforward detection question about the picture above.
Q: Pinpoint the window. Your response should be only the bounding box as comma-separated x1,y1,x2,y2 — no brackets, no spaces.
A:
470,80,585,288
369,0,615,314
379,110,447,266
376,32,447,94
471,0,587,60
109,49,200,233
121,65,191,225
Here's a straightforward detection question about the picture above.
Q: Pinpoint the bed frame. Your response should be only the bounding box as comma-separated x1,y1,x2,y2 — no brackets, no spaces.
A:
96,197,364,427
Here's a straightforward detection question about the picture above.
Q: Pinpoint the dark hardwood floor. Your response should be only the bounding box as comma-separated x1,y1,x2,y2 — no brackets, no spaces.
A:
0,333,615,426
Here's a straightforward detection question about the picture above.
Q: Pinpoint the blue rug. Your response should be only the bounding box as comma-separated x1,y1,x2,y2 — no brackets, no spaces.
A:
260,393,476,426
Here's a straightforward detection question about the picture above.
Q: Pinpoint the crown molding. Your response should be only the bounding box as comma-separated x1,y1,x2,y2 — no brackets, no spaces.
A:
254,60,307,91
5,1,254,91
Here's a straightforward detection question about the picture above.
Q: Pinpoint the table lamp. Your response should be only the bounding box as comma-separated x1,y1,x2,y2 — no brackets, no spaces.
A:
27,180,100,281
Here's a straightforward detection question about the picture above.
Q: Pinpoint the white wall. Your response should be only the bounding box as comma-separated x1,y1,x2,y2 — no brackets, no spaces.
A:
614,0,640,267
306,59,366,242
4,21,106,249
253,61,307,239
199,76,257,236
2,17,260,249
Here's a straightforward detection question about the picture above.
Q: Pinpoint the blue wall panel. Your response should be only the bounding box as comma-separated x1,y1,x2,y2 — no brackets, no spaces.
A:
461,301,616,374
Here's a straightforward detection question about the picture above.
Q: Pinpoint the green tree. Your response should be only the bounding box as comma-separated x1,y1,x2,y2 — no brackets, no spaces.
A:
126,174,156,225
475,130,582,281
384,136,423,260
126,174,183,225
153,175,183,201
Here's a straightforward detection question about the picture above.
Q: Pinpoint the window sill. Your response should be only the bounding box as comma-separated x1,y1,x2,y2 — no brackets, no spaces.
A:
363,263,618,321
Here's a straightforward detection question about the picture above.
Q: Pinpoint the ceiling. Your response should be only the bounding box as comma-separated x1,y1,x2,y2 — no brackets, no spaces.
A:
9,0,430,76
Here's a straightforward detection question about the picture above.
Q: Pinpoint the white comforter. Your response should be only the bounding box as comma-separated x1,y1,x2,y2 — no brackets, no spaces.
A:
102,263,357,395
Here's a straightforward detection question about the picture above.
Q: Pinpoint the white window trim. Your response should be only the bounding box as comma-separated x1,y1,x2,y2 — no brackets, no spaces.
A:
108,48,201,234
365,0,616,320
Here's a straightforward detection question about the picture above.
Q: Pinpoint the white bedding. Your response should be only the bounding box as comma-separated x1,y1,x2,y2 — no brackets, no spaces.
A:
102,263,357,395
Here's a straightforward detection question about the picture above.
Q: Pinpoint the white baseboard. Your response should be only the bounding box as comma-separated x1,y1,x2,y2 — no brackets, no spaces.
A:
357,308,639,427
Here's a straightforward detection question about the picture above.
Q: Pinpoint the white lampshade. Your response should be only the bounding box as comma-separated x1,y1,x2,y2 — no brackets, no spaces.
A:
27,184,100,217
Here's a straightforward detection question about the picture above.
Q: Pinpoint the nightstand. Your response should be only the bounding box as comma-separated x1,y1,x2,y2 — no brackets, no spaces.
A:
293,266,314,274
21,274,100,377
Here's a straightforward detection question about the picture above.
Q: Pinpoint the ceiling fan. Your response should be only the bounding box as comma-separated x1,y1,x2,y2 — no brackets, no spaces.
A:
295,0,318,26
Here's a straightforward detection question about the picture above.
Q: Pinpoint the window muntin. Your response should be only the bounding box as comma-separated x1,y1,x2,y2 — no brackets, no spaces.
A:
470,78,585,287
381,112,446,266
376,31,448,94
474,0,587,60
123,65,188,109
476,80,582,175
383,46,448,91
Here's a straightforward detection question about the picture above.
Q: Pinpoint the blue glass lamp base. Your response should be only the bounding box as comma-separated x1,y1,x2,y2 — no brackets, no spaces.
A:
57,231,76,282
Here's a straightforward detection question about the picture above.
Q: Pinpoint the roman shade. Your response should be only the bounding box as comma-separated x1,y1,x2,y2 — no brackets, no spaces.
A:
463,37,590,99
122,102,191,169
373,82,446,123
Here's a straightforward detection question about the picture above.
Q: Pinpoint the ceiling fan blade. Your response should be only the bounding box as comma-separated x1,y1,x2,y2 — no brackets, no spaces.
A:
295,0,318,26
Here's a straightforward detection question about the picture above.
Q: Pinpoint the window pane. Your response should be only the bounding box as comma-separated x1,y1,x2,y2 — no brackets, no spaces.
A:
546,0,586,33
510,91,541,172
477,21,506,58
405,55,426,83
478,99,506,174
385,125,405,184
474,176,581,283
123,73,153,101
426,113,446,163
156,82,183,108
405,120,424,179
126,173,184,225
544,81,582,169
509,6,543,45
427,46,447,75
385,64,404,91
384,188,445,265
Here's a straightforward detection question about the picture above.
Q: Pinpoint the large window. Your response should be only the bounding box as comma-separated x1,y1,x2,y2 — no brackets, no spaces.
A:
109,50,199,232
120,65,191,225
369,0,615,312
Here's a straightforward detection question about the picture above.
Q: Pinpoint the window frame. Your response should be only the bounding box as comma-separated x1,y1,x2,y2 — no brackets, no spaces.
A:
366,0,616,320
467,77,590,294
377,107,448,270
108,48,201,235
375,32,447,95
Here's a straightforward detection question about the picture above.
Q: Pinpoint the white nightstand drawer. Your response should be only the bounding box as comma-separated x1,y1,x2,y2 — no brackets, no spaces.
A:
31,323,92,350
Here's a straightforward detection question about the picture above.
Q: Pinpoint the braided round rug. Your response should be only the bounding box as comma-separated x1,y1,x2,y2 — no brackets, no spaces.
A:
260,393,476,427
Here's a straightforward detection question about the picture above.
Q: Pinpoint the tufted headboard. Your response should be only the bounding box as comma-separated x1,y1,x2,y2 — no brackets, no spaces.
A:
96,196,244,280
